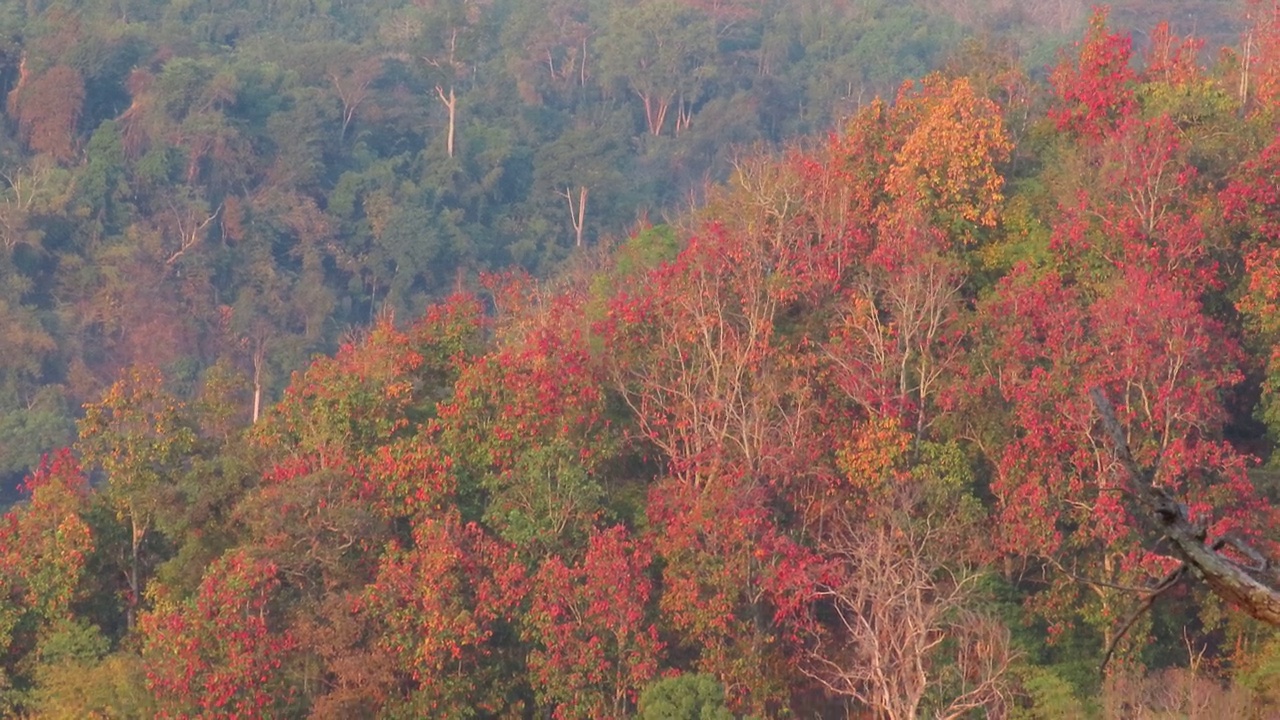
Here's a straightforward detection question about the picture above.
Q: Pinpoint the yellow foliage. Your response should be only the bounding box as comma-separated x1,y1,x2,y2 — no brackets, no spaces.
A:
837,418,912,492
887,75,1013,234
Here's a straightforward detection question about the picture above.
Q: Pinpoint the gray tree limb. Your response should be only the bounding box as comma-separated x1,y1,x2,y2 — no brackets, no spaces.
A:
1090,388,1280,628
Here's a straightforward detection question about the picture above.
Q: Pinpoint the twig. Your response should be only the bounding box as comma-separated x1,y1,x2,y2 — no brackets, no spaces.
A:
1099,563,1187,674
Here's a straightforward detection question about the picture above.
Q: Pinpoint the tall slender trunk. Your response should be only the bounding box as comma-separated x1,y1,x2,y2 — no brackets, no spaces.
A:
1241,29,1254,106
563,185,588,247
252,337,266,423
676,96,693,135
639,90,673,136
127,509,145,630
436,85,456,158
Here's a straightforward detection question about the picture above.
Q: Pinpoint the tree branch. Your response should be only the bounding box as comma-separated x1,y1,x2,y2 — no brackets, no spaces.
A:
1090,388,1280,627
1099,563,1187,673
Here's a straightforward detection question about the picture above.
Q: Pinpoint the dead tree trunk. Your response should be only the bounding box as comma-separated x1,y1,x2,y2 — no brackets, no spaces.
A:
436,84,456,158
562,185,588,247
1091,388,1280,627
251,336,266,424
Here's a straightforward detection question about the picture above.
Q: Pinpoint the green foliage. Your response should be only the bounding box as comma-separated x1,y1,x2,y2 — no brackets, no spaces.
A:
0,386,74,481
28,651,156,720
1,3,1277,719
1009,666,1090,720
617,225,679,276
638,674,736,720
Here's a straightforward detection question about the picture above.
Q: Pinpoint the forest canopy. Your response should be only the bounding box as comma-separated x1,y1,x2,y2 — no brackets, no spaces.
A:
4,0,1280,718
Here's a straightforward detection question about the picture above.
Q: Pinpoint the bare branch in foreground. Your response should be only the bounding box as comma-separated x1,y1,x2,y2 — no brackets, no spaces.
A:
1090,388,1280,628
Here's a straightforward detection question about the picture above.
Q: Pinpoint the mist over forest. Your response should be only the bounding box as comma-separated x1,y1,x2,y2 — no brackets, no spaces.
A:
3,0,1280,717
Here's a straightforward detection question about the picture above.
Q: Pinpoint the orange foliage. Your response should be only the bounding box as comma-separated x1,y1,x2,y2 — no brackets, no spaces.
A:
1143,21,1204,86
887,75,1012,232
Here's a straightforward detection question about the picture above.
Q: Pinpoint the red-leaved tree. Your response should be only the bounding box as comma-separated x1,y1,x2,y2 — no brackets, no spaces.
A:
525,525,662,719
142,551,297,719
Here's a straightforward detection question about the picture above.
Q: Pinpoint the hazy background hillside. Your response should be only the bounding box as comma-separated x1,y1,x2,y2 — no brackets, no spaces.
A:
0,0,1252,496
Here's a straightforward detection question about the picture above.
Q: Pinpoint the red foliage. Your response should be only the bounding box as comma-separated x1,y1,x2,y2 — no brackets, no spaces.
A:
979,260,1258,631
647,475,819,714
359,439,458,515
600,222,829,488
436,286,615,550
824,202,968,435
255,294,484,460
526,526,662,719
1090,114,1213,284
440,301,608,478
1223,134,1280,244
1142,21,1204,86
364,512,527,714
254,318,424,457
142,551,297,719
1049,8,1137,140
0,450,93,623
1244,0,1280,113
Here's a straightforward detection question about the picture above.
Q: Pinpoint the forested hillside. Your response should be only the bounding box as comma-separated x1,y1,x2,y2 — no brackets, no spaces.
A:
0,0,987,489
5,0,1280,718
0,0,1245,492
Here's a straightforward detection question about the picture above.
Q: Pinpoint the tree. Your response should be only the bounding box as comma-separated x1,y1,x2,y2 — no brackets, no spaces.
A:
328,51,383,143
141,551,297,718
1090,388,1280,636
501,0,594,105
886,74,1012,233
1142,21,1203,88
0,450,94,714
364,511,527,717
976,261,1257,647
0,450,93,622
1240,0,1280,113
77,366,195,629
233,460,396,716
409,0,494,159
439,286,615,554
602,217,824,489
1048,8,1137,140
803,470,1011,720
1226,136,1280,442
824,202,967,439
637,673,735,720
597,2,717,137
525,526,662,719
532,127,627,249
6,64,85,162
234,295,484,717
646,475,816,714
1092,114,1200,243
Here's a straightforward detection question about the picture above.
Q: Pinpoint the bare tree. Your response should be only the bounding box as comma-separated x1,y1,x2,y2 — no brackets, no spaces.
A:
560,185,588,247
162,195,221,268
803,483,1013,720
1102,663,1255,719
330,56,382,143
